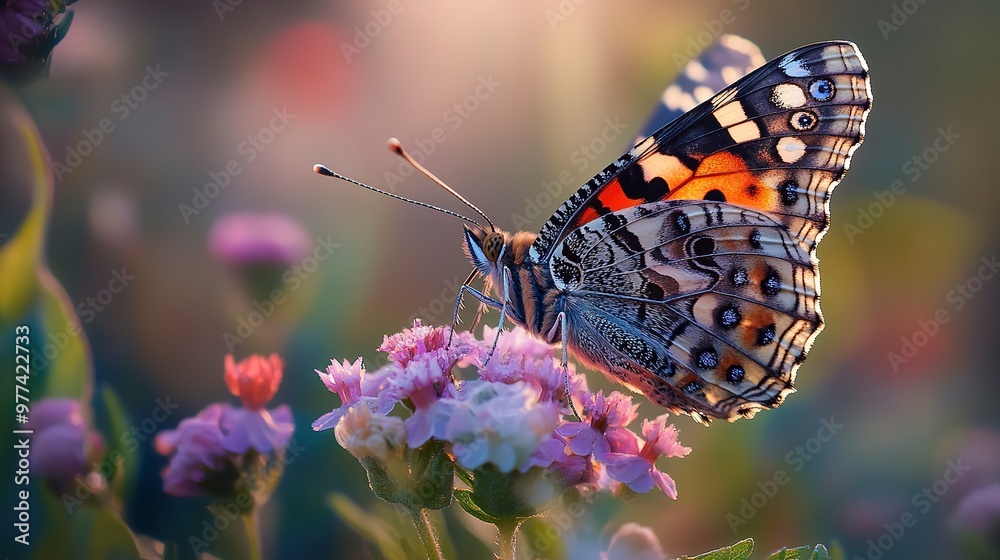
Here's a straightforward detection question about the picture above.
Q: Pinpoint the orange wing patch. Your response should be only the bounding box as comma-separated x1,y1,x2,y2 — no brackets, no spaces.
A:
665,151,778,211
567,150,780,231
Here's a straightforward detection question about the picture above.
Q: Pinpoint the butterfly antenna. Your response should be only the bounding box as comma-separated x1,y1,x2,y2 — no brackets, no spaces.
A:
312,164,484,229
387,138,497,232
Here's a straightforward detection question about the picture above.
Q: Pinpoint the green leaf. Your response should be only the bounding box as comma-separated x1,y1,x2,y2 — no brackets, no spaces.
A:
454,465,475,488
34,485,140,560
100,386,137,501
38,268,93,399
408,439,454,510
810,544,833,560
466,465,552,521
363,455,408,505
678,538,754,560
764,544,833,560
453,489,501,525
328,493,406,560
0,83,93,401
0,86,49,324
361,440,455,510
765,545,813,560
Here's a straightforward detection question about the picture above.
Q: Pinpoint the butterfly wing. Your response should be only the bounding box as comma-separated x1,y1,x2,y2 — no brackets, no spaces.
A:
536,41,872,422
552,199,819,422
532,41,872,262
636,34,764,141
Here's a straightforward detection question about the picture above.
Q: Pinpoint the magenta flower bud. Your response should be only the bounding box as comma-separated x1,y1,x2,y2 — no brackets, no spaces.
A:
208,213,311,267
27,398,99,482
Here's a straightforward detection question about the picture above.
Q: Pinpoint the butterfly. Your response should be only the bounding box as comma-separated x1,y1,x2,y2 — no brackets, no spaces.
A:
316,36,872,424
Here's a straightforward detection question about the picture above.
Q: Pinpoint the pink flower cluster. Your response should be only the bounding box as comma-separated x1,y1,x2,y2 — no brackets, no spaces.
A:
315,321,690,498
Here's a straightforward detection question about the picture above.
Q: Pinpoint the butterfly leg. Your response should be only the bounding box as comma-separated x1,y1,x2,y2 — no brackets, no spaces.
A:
483,266,511,366
546,311,582,420
447,268,480,348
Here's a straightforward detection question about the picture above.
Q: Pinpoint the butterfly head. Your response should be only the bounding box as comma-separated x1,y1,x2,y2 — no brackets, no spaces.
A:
463,224,508,274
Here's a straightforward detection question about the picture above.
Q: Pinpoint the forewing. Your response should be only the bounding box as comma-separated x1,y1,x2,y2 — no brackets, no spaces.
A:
532,41,872,263
636,34,764,141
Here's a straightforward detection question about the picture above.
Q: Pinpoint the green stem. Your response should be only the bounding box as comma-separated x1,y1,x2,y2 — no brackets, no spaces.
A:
242,511,262,560
408,507,444,560
496,520,521,560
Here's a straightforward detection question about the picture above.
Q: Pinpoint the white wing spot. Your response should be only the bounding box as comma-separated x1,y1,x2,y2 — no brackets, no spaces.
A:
777,137,807,163
771,83,807,108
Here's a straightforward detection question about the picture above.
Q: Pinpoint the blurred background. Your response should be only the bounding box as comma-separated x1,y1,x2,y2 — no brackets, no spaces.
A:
2,0,999,558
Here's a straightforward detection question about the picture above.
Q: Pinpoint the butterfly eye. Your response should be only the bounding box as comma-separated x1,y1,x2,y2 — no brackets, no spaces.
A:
482,232,505,262
789,111,818,131
808,78,835,101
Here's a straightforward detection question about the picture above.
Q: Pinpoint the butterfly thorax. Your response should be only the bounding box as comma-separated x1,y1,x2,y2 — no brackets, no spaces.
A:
463,226,563,343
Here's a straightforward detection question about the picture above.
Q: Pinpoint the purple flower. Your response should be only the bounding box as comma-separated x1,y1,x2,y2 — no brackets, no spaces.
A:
155,404,229,497
444,381,560,473
313,358,383,431
603,415,690,498
0,0,74,86
208,212,311,266
156,354,295,497
387,354,453,448
28,398,101,482
379,319,478,371
221,354,294,454
557,391,640,463
549,452,598,487
951,484,1000,536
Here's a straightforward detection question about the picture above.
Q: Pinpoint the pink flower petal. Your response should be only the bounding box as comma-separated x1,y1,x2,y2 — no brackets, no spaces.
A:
651,469,678,499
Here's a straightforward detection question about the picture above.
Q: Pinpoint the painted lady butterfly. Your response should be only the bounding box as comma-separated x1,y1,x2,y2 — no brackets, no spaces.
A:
317,36,872,424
